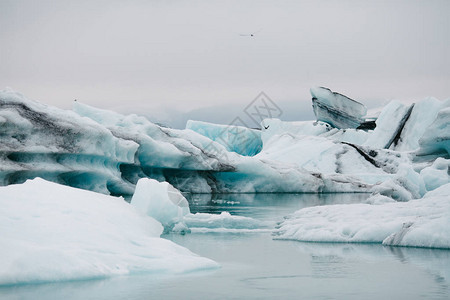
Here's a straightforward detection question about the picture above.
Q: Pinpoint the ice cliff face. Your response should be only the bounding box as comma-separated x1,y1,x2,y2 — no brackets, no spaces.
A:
0,88,449,198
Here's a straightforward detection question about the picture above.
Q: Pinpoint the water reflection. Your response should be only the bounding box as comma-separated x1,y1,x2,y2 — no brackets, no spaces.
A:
185,192,370,221
289,242,450,291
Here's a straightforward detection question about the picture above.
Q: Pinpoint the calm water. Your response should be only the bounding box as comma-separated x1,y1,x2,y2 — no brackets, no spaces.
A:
1,193,449,300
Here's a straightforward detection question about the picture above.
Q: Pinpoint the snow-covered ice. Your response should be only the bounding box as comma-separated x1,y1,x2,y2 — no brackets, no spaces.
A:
0,178,218,286
275,183,450,249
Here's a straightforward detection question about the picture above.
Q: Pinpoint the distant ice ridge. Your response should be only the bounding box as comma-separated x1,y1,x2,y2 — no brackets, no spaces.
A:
274,183,450,249
0,178,218,286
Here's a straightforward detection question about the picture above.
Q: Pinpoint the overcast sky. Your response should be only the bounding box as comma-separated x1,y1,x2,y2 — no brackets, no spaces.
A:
1,0,449,127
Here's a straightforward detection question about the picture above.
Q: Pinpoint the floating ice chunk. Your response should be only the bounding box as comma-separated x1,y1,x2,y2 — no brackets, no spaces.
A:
184,211,272,233
310,87,367,129
275,183,450,249
131,178,190,229
186,120,262,156
0,178,218,285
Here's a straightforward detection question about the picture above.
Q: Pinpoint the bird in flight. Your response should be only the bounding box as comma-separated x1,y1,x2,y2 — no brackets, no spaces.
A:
240,29,262,37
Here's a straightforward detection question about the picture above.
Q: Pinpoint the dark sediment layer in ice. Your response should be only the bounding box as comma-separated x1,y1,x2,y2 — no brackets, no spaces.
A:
310,87,367,129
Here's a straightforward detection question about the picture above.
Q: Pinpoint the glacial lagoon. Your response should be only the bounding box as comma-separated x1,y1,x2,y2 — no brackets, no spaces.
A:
1,193,449,300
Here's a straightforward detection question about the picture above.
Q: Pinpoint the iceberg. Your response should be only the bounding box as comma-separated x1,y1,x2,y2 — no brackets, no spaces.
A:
1,88,448,197
274,183,450,249
0,89,375,194
0,89,138,196
310,87,367,129
0,178,218,286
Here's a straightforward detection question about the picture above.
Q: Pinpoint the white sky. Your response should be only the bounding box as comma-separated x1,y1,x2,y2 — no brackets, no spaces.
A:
1,0,449,127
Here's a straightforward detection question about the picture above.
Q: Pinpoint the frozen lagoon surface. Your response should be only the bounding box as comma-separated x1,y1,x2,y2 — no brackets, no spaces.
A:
2,193,449,300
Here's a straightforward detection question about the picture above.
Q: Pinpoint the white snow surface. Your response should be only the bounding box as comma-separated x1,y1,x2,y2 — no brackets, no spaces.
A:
275,183,450,249
0,178,218,286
